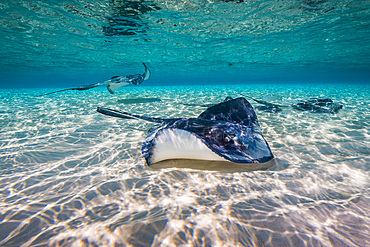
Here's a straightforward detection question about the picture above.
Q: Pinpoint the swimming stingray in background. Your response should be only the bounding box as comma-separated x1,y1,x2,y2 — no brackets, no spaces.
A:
97,97,274,167
36,63,151,97
292,98,343,114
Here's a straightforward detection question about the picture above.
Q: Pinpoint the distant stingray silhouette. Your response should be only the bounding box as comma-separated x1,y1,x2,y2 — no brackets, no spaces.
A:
292,98,343,114
36,63,150,97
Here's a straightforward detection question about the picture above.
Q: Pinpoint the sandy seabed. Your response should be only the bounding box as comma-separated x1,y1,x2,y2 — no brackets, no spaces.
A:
0,84,369,246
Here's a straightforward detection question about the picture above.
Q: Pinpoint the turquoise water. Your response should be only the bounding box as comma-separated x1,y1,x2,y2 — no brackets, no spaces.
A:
1,0,370,86
1,0,370,246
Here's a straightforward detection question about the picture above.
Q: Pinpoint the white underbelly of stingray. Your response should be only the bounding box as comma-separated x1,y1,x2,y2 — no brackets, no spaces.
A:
150,129,229,164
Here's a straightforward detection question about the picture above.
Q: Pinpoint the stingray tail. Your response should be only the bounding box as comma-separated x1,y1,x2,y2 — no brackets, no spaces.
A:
241,95,261,104
35,81,109,97
35,88,73,97
97,107,164,123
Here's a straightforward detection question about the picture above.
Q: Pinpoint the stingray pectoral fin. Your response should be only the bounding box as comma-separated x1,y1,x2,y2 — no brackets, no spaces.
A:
198,97,258,126
97,107,166,123
143,63,151,81
107,81,130,94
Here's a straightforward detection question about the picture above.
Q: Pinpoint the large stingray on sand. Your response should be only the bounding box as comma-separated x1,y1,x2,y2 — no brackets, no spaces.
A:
97,97,274,169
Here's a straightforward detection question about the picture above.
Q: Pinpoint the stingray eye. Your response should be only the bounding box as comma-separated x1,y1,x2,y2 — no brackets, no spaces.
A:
224,135,230,142
224,133,234,143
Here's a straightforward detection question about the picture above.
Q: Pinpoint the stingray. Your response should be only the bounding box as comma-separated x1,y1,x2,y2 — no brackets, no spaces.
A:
292,98,343,114
36,63,151,97
97,97,274,167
